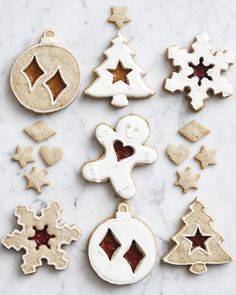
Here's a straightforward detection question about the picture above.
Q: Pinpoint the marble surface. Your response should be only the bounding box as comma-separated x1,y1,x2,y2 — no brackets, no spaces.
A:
1,0,236,294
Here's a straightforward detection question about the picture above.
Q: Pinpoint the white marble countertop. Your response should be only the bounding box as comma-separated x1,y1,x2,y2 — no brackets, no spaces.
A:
1,0,236,294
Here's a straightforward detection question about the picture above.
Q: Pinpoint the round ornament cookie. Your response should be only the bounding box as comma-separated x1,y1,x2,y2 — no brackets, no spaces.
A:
11,29,80,113
88,202,156,285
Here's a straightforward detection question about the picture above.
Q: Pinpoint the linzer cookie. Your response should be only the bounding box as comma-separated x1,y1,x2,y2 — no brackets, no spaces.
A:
166,144,189,165
178,120,209,143
163,198,232,274
82,114,158,199
39,145,63,166
88,202,156,285
174,167,200,193
2,201,81,274
85,7,154,108
164,31,234,111
24,166,49,193
11,29,80,113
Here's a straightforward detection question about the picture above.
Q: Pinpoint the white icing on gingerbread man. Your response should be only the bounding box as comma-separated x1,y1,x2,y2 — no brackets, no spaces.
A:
82,115,157,199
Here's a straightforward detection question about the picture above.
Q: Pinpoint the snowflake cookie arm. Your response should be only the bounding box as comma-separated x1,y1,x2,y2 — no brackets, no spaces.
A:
95,123,117,148
133,146,158,164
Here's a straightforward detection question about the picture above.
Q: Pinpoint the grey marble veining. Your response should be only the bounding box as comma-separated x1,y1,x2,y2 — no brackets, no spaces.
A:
0,0,236,294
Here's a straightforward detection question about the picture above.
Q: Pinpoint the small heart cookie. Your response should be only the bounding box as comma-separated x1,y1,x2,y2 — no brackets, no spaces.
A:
166,144,189,165
39,146,63,167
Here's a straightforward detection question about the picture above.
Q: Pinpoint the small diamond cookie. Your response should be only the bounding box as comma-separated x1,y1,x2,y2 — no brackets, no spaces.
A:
2,200,81,274
166,144,190,165
178,120,209,143
174,167,200,193
24,166,49,193
24,121,56,143
39,145,63,166
194,145,217,169
164,31,234,111
108,6,131,29
12,145,35,168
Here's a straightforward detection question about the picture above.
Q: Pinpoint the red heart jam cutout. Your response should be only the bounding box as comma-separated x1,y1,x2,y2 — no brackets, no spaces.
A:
114,140,134,162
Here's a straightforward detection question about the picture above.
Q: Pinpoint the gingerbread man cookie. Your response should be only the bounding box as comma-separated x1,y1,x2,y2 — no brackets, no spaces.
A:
82,114,157,199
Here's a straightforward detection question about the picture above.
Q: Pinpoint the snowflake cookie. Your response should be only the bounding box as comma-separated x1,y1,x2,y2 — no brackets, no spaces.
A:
2,200,81,274
164,31,234,111
82,114,158,199
163,198,232,274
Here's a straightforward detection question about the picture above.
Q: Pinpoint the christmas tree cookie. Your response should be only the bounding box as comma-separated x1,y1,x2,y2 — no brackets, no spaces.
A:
163,198,232,274
85,7,154,107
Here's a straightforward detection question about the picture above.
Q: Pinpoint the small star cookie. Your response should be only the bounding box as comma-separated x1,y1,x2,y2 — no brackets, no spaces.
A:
24,166,49,193
12,145,35,168
194,145,217,169
174,167,200,193
108,6,131,29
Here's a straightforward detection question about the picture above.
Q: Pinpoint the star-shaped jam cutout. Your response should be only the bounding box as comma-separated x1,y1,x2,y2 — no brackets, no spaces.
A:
108,6,131,29
107,61,132,85
12,145,35,168
185,227,211,253
24,166,49,194
28,225,55,250
188,57,214,86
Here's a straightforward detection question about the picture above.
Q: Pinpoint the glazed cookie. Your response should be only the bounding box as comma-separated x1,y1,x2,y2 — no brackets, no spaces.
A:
2,200,81,274
163,198,232,274
164,31,234,111
82,114,158,199
84,31,154,107
88,202,156,285
11,29,80,113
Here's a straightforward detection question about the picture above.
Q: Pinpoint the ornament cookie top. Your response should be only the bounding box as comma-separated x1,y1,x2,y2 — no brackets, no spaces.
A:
11,29,80,113
85,7,154,108
164,31,234,111
163,198,232,274
82,114,158,199
88,202,156,285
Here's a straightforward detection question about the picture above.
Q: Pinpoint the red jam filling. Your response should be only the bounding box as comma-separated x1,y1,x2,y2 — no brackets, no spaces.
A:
28,225,55,250
188,57,213,86
99,229,121,260
185,227,211,251
113,140,134,161
123,240,144,272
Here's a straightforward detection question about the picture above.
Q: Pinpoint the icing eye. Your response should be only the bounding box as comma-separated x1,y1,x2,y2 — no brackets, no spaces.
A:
134,128,139,132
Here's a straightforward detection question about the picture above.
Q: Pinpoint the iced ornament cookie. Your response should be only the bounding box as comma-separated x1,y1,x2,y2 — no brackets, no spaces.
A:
163,198,232,274
84,31,154,107
88,202,156,285
2,200,81,274
11,29,80,113
164,31,234,111
82,114,157,199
